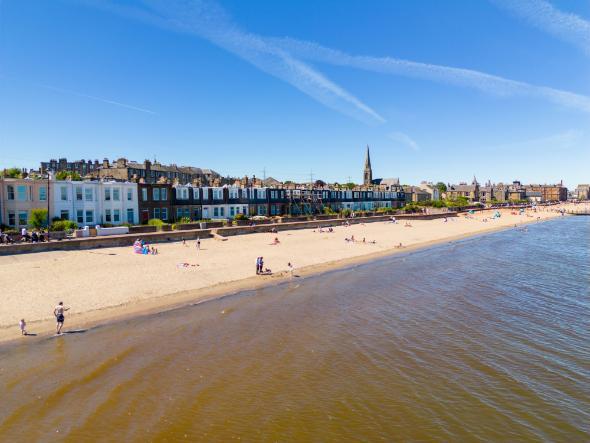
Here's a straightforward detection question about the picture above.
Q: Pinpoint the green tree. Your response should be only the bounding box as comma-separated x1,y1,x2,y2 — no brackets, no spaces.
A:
344,182,357,190
30,208,48,229
435,182,447,193
2,167,22,178
55,170,82,181
49,220,77,232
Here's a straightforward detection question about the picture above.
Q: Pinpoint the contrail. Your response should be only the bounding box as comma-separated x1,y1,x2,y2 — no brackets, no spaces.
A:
80,0,590,118
80,0,385,124
270,37,590,114
38,83,157,115
491,0,590,56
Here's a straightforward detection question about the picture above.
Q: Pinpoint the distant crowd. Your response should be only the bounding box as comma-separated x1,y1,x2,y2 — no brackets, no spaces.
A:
0,227,48,245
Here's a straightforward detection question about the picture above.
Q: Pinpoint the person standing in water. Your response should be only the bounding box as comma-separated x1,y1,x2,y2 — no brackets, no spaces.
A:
54,302,70,335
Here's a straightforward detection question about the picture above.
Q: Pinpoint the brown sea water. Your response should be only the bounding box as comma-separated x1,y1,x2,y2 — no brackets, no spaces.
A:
1,217,588,442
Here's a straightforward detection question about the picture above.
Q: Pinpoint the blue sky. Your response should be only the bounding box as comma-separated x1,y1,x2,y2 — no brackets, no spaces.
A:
0,0,588,187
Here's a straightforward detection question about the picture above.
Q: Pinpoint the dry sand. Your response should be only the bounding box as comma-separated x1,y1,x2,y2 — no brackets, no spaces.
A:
0,205,578,344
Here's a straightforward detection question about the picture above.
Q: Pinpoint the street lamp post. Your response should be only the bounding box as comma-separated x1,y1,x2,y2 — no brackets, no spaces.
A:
46,170,51,240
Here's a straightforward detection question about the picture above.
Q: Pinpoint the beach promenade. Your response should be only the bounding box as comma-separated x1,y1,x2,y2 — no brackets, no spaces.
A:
0,204,579,344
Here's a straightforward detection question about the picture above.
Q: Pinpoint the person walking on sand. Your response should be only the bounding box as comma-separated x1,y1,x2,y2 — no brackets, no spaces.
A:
196,237,201,250
19,319,27,336
54,302,70,335
256,256,261,275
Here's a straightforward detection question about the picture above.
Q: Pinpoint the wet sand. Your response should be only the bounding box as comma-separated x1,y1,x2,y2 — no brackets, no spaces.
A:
0,205,575,344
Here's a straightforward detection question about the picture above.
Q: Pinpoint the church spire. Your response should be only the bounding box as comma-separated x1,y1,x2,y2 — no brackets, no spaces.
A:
364,145,371,170
363,145,373,186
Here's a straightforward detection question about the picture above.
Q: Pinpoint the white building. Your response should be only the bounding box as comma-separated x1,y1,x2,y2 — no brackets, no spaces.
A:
51,180,138,226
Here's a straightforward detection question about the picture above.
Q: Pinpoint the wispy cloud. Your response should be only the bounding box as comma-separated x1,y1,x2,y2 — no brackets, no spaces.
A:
270,38,590,114
491,0,590,55
38,83,157,114
84,0,384,124
388,131,420,152
481,129,584,152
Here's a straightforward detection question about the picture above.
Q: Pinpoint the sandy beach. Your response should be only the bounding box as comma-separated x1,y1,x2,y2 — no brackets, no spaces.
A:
0,205,580,344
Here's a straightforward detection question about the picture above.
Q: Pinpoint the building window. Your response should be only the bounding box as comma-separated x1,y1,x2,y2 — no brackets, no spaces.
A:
230,207,235,216
76,186,83,201
176,188,188,200
7,185,15,200
127,189,133,201
8,211,16,226
213,207,219,217
113,209,121,223
213,189,223,200
77,210,84,224
161,188,167,201
18,211,28,226
60,186,68,201
153,188,160,201
113,188,120,201
243,206,247,214
220,207,225,217
142,188,148,201
86,210,94,224
105,209,112,222
60,210,69,220
85,188,93,201
153,208,160,219
161,208,168,220
39,186,47,201
176,208,184,219
105,188,111,201
127,208,134,224
17,185,27,201
193,188,200,199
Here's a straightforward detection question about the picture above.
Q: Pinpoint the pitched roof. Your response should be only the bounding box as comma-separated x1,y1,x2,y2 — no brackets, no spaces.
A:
449,184,476,192
372,177,399,186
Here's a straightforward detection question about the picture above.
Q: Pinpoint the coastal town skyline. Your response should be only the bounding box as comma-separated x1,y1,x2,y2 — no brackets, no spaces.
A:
2,146,584,191
1,0,589,187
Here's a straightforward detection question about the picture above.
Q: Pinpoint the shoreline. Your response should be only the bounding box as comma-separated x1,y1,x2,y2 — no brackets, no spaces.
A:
0,211,566,348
